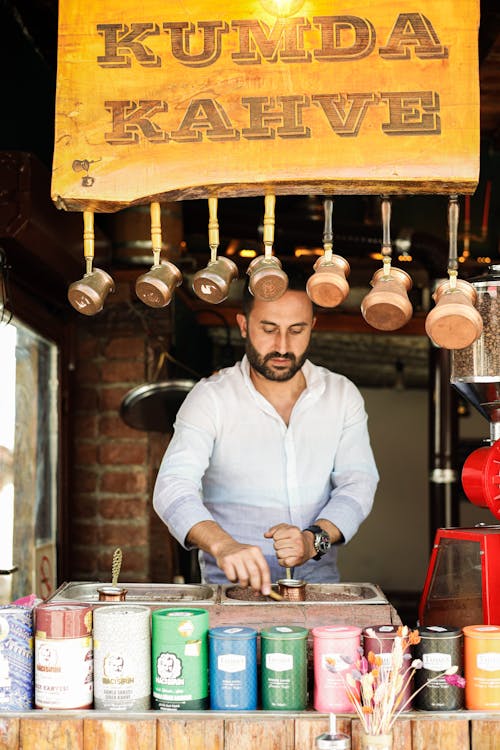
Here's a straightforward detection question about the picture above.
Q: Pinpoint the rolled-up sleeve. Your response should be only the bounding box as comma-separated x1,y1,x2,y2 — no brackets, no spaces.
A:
152,383,219,547
317,383,379,543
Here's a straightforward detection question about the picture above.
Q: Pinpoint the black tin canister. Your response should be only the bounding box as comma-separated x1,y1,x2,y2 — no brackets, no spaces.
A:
413,626,464,710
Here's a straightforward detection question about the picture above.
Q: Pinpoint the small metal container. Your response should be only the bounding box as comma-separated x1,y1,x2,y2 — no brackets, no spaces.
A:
277,578,306,602
261,625,308,710
35,603,93,710
192,256,238,304
426,278,482,350
152,608,209,710
361,267,413,331
93,604,151,711
97,586,128,602
68,267,115,316
0,605,34,710
135,261,182,308
209,626,257,710
247,255,288,301
414,625,464,710
306,255,350,309
316,732,351,749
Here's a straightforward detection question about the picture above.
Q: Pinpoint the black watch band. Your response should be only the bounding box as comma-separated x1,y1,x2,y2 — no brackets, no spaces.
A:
303,524,331,561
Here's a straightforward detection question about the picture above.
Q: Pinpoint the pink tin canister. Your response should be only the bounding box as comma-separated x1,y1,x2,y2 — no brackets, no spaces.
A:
312,625,362,712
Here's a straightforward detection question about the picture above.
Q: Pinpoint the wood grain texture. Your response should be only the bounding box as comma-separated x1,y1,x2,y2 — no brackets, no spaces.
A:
157,717,224,750
52,0,480,211
224,716,294,750
19,718,83,750
411,718,470,750
83,719,156,750
470,720,500,750
0,719,19,750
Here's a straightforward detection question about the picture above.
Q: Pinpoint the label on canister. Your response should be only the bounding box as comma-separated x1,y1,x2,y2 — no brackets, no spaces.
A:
0,606,34,710
464,625,500,710
312,625,362,713
414,625,464,711
93,605,151,711
152,608,209,710
209,626,257,710
261,626,308,710
35,603,93,709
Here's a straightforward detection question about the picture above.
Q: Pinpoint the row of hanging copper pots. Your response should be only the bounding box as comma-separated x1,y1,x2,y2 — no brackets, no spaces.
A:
67,195,483,351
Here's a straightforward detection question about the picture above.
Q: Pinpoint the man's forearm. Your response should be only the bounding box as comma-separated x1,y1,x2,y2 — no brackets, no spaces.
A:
186,520,236,558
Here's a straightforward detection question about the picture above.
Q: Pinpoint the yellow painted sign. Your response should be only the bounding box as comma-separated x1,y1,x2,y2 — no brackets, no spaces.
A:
51,0,480,212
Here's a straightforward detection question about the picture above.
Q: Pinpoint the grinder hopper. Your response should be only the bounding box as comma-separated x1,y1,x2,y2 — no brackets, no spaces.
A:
451,264,500,517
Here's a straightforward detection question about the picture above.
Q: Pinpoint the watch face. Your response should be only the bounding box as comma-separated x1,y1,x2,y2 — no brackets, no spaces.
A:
315,531,331,554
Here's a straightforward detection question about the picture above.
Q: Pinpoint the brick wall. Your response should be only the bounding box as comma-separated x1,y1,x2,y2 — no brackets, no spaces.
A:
68,279,177,584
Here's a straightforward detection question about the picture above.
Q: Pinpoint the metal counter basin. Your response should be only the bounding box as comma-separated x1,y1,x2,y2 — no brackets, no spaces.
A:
48,581,217,605
221,582,387,605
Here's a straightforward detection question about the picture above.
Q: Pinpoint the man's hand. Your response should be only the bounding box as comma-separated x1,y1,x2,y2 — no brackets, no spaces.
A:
213,539,272,595
187,522,272,595
264,523,313,568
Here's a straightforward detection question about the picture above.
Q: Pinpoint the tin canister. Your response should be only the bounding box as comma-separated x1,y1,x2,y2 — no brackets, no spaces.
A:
209,626,257,710
363,625,413,711
313,625,362,713
463,625,500,710
34,603,93,709
261,625,308,710
0,605,34,710
152,608,209,710
93,605,151,711
413,626,464,710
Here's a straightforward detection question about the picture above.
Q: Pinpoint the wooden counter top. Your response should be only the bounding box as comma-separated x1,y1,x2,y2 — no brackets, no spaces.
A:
0,710,498,750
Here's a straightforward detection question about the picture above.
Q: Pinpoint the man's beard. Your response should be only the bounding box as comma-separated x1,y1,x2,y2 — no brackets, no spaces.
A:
245,336,308,382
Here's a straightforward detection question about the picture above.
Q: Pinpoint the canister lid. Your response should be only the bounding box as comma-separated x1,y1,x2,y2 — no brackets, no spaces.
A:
209,626,257,639
463,625,500,639
418,625,462,638
261,625,308,639
35,603,92,638
315,732,351,749
94,604,151,639
152,607,209,641
312,625,362,639
363,625,397,639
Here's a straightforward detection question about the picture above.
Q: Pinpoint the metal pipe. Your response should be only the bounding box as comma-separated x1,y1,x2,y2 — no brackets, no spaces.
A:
428,343,460,549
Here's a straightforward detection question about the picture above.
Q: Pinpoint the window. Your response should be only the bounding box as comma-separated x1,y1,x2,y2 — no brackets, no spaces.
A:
0,317,59,602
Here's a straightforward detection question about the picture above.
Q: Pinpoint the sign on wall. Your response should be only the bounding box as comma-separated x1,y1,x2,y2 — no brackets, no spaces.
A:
51,0,480,212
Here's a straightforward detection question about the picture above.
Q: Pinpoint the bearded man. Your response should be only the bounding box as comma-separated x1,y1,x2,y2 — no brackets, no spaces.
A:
153,269,378,594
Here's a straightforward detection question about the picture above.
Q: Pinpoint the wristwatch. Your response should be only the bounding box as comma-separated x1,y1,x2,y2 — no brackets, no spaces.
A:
303,525,331,560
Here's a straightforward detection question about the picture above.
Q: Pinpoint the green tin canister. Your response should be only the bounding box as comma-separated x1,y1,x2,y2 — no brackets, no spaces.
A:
261,625,308,710
152,608,209,710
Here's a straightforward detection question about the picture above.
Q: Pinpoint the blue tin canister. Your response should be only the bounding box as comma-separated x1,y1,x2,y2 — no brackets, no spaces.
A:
0,605,34,710
209,626,257,710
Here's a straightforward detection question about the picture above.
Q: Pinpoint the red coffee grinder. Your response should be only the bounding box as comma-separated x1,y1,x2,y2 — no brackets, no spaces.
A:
419,265,500,627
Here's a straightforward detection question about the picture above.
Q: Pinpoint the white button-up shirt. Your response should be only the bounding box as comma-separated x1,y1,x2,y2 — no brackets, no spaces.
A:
153,356,379,583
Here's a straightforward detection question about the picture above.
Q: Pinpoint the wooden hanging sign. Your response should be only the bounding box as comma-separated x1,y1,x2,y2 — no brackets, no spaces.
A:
51,0,480,212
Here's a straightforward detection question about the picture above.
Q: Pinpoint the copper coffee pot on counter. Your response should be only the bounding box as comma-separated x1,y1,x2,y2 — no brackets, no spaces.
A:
135,202,182,308
247,194,288,301
97,548,128,602
68,211,115,316
306,198,350,308
192,197,238,304
361,197,413,331
425,195,483,350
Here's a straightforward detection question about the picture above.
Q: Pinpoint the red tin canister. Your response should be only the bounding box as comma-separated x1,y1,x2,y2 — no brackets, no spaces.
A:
363,625,413,711
35,603,93,709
